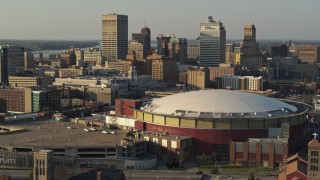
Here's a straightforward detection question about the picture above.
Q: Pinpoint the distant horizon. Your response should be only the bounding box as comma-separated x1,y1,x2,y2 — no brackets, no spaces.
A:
0,1,319,40
1,39,320,43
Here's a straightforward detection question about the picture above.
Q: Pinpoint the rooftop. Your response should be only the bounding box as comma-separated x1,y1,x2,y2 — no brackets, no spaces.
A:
141,90,302,119
0,121,133,149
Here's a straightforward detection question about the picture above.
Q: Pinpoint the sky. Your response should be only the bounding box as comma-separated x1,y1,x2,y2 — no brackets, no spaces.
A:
0,0,319,41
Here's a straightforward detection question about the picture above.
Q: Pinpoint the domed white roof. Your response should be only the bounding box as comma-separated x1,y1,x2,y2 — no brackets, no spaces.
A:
144,90,297,116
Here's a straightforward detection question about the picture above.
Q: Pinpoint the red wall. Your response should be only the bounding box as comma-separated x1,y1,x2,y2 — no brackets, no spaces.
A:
135,121,307,155
115,99,142,116
136,122,268,155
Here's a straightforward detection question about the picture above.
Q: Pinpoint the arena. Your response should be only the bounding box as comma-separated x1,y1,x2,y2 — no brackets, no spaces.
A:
133,90,309,160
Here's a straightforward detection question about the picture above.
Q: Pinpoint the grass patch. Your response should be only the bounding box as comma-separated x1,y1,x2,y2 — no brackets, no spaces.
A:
220,165,273,173
196,161,273,174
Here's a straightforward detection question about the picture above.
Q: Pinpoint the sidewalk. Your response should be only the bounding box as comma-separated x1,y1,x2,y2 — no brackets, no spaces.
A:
184,162,199,173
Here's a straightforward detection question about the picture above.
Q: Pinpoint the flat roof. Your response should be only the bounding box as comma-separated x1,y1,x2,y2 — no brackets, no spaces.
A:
0,121,134,149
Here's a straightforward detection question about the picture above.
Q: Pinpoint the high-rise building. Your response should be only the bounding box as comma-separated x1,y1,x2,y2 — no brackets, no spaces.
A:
102,14,128,62
225,44,235,64
242,24,258,55
24,51,34,70
149,55,176,83
168,36,187,64
132,27,151,59
187,67,209,89
199,16,226,67
0,46,9,84
0,45,25,84
156,34,172,56
240,24,263,68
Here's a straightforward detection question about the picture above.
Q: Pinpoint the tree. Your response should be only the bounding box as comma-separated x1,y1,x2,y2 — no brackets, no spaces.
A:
248,172,255,180
178,150,189,168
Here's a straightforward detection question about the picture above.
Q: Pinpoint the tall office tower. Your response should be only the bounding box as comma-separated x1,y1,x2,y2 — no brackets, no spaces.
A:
240,24,263,68
242,24,258,55
0,45,24,84
199,16,226,67
24,51,34,70
102,14,128,63
132,27,151,59
156,34,172,56
0,46,9,83
168,36,187,64
225,44,235,64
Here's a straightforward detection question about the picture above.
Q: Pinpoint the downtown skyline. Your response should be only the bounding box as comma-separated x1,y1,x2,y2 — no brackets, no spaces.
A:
0,0,319,41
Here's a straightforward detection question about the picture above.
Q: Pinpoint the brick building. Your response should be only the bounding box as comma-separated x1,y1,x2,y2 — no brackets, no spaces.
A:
0,88,32,113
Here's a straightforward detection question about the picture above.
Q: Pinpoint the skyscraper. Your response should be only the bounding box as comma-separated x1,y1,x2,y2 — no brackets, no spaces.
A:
0,46,9,83
240,24,263,68
102,14,128,62
156,34,171,56
168,36,187,64
0,45,24,84
242,24,258,55
132,27,151,59
199,16,226,67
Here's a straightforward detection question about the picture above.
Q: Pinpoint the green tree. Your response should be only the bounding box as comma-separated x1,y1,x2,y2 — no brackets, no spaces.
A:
248,172,255,180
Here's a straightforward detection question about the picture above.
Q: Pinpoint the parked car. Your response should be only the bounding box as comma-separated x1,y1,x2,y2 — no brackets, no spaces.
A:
84,129,90,132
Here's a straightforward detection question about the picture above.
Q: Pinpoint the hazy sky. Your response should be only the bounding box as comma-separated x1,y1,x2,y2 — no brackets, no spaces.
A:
0,0,319,40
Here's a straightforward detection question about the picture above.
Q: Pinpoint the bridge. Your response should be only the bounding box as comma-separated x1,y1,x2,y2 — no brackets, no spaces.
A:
0,39,42,52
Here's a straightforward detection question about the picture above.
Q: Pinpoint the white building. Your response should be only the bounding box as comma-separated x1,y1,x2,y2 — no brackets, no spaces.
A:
220,75,263,91
84,48,102,66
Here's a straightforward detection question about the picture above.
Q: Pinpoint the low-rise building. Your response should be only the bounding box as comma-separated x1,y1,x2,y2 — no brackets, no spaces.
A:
58,68,87,78
220,75,263,91
9,76,55,88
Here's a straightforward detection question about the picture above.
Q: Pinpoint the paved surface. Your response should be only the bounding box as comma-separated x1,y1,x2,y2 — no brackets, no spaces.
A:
0,170,31,180
0,121,129,149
